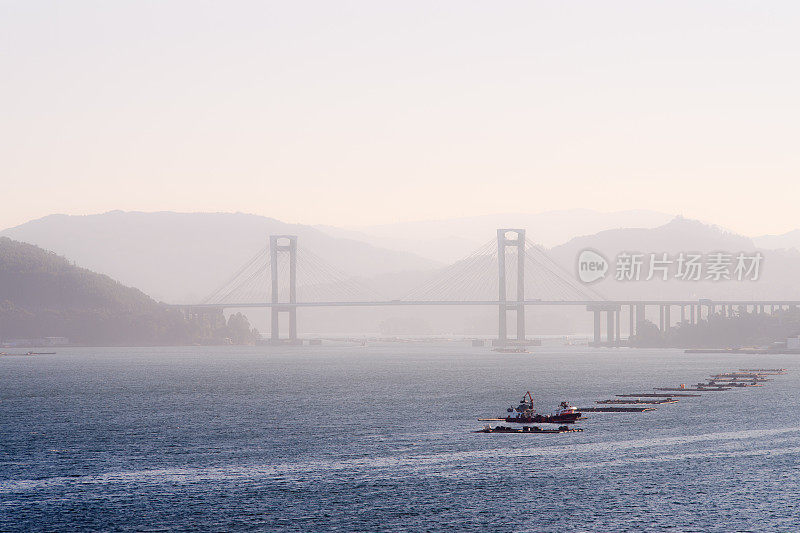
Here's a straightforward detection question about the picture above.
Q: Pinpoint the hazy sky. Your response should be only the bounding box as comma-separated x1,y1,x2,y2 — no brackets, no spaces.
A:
2,1,799,235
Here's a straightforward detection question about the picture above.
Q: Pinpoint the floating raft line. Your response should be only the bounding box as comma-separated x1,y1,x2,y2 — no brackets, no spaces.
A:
687,348,800,354
0,352,55,356
579,406,657,412
617,393,701,398
708,376,772,383
476,426,584,434
477,418,585,423
684,348,747,353
654,387,730,392
596,399,677,405
705,382,763,387
711,373,772,378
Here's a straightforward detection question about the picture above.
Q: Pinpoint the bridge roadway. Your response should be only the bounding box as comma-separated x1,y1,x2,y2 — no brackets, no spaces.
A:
178,299,800,309
178,299,800,346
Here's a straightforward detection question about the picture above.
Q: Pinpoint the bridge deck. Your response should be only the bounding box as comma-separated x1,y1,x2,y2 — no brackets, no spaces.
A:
176,300,800,309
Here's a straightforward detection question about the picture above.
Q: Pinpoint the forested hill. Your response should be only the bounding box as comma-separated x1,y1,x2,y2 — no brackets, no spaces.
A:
0,237,256,345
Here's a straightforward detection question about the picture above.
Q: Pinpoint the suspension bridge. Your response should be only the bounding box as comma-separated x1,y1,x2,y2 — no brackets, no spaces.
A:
181,229,800,346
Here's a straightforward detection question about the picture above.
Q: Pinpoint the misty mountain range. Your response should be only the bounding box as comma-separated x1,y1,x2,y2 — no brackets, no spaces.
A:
0,211,437,304
4,210,800,309
550,217,800,301
317,209,676,263
753,229,800,252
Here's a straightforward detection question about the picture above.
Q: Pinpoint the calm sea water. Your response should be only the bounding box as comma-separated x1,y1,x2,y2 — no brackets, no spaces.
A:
1,344,798,532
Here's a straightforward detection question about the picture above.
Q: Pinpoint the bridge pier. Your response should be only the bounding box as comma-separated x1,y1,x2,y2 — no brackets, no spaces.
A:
636,304,645,333
497,229,526,346
593,310,601,345
629,304,634,339
270,235,299,344
588,303,620,346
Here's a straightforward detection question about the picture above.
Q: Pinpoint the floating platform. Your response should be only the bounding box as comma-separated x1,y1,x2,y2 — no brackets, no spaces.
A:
596,398,677,405
476,425,584,434
655,387,730,392
492,347,529,353
0,352,54,356
477,417,584,423
685,348,764,354
491,339,541,347
711,373,771,378
617,393,701,398
705,382,763,387
686,348,800,354
708,378,770,382
579,406,657,412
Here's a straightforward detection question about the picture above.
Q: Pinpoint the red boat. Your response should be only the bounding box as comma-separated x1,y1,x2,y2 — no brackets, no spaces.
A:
502,392,582,424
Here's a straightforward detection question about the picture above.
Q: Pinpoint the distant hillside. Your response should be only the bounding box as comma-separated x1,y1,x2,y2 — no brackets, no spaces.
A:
549,217,800,300
0,237,255,345
754,229,800,252
1,211,438,304
324,209,674,263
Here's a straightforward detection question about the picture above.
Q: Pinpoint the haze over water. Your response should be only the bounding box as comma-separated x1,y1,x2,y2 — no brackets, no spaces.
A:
1,345,798,531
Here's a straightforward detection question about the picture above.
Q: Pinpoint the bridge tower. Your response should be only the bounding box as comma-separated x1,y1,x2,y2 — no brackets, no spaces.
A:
270,235,298,344
497,229,526,345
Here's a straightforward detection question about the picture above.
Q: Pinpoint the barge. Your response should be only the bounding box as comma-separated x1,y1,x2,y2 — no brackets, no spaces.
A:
617,393,701,398
476,425,584,434
596,398,677,405
655,387,730,392
579,406,657,412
